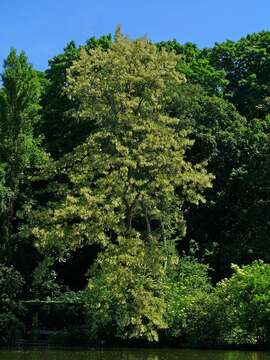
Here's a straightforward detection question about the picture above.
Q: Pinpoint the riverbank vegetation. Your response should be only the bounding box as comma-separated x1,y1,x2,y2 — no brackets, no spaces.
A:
1,28,270,347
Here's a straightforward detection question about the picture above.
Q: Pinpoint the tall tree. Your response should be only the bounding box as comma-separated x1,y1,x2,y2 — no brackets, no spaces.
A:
31,30,212,257
0,49,43,262
28,30,212,341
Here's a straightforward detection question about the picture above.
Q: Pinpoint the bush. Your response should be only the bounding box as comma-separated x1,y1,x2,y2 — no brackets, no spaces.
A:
213,260,270,345
165,256,214,345
166,260,270,346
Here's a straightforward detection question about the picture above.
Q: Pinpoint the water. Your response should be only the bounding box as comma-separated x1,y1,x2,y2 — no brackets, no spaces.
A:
0,348,269,360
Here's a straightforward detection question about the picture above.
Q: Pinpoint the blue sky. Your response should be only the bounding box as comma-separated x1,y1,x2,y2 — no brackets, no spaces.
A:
1,0,270,71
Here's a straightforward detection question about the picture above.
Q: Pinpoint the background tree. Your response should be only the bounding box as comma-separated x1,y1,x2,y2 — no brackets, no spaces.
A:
206,31,270,120
40,35,112,158
0,49,44,265
162,42,270,278
156,40,228,95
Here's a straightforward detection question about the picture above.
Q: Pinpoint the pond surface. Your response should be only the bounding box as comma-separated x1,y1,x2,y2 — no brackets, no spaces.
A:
0,348,269,360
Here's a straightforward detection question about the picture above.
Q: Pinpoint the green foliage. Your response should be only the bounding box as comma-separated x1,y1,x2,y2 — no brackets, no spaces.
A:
0,264,25,344
85,34,112,51
156,40,228,95
170,81,270,277
2,30,270,347
0,49,42,182
173,261,270,346
40,41,81,158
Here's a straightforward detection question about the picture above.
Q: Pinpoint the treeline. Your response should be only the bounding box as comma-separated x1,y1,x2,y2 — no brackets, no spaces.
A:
0,29,270,346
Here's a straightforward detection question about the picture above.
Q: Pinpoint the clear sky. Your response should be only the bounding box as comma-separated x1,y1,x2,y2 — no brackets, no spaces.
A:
1,0,270,71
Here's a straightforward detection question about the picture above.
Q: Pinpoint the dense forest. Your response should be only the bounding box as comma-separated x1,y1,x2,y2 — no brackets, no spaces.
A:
1,28,270,347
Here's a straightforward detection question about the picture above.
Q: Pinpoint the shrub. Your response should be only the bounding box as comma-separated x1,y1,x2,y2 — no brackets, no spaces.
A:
214,260,270,345
165,257,214,345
